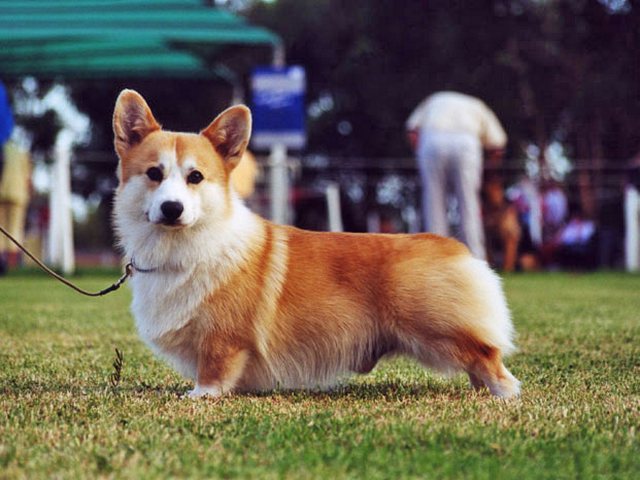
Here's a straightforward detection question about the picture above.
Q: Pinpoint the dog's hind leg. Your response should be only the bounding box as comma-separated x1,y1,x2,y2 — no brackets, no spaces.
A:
465,346,520,398
393,322,519,398
468,372,484,391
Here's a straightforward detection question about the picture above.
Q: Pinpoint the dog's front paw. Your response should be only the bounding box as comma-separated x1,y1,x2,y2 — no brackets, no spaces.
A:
186,384,223,399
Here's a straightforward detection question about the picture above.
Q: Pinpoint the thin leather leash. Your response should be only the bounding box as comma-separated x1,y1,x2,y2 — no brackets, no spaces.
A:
0,224,133,297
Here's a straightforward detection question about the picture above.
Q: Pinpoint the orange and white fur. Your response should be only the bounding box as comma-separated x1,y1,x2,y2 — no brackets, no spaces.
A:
112,90,520,399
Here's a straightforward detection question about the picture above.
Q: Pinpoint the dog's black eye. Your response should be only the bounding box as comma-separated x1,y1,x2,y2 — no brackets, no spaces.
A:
146,167,163,182
187,170,204,185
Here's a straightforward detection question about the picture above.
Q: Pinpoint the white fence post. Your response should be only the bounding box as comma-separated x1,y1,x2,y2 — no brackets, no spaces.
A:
325,182,343,232
269,143,290,224
625,185,640,271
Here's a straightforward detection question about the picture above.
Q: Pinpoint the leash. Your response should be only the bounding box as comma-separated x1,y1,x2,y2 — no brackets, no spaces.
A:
0,224,132,297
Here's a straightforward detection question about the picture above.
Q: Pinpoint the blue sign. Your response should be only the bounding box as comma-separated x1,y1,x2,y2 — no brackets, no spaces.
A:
251,66,306,150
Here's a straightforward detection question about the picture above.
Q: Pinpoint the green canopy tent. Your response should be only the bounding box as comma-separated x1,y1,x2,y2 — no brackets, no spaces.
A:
0,0,282,273
0,0,281,78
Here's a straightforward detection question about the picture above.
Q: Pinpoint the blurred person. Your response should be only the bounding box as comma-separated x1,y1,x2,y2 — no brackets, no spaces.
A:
505,177,543,271
541,203,597,270
540,180,568,242
0,137,32,274
482,175,521,272
0,80,17,275
406,91,507,259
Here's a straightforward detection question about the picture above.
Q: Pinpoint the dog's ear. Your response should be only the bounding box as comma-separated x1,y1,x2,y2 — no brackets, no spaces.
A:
200,105,252,171
113,89,161,158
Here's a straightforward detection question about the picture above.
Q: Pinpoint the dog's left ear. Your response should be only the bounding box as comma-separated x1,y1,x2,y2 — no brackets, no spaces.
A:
201,105,252,171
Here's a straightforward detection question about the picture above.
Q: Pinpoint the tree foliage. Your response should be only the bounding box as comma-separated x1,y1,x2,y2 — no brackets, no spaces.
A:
249,0,640,162
7,0,639,241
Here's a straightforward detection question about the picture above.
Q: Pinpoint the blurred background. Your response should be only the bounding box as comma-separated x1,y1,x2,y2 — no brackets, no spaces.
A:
1,0,639,274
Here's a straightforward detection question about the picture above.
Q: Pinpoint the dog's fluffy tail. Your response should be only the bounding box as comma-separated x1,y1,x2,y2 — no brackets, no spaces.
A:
456,256,517,356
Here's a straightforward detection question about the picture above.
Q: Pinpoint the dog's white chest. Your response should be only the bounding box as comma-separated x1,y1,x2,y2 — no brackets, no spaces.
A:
130,268,209,341
129,268,213,380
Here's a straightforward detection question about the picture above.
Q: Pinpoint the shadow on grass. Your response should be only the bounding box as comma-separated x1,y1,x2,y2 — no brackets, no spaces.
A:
1,378,471,401
246,380,458,401
0,379,187,398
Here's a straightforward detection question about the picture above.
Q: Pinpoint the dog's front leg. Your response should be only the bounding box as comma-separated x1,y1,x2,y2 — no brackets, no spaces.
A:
187,336,249,399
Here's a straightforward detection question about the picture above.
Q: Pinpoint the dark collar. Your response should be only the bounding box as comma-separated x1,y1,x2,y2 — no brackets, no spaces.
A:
130,257,158,274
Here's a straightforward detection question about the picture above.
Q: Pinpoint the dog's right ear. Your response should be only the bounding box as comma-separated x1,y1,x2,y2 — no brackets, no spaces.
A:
113,89,161,158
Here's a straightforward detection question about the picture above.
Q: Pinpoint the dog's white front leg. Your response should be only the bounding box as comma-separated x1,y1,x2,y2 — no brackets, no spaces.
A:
187,341,249,399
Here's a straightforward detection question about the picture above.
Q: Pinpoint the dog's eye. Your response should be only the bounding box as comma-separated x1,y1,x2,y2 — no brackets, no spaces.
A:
146,167,163,182
187,170,204,185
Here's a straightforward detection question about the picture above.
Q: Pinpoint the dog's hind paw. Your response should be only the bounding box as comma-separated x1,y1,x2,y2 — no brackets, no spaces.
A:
186,384,223,399
488,370,521,399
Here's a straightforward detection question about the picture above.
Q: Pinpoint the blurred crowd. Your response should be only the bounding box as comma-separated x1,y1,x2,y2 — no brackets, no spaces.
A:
484,176,597,272
2,83,640,274
403,90,640,272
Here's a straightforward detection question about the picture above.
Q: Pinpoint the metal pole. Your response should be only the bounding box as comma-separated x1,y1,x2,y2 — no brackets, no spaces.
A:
272,43,285,68
268,42,290,224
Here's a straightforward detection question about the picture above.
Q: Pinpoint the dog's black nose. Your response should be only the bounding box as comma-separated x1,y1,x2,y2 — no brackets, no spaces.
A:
160,201,184,223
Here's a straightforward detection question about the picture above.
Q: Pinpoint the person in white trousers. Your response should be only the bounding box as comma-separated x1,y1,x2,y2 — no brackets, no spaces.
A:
406,91,507,260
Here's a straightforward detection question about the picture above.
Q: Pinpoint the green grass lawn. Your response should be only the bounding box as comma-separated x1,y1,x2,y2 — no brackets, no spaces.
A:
1,271,639,479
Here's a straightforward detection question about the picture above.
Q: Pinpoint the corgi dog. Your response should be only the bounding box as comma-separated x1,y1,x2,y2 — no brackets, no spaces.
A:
112,90,520,399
